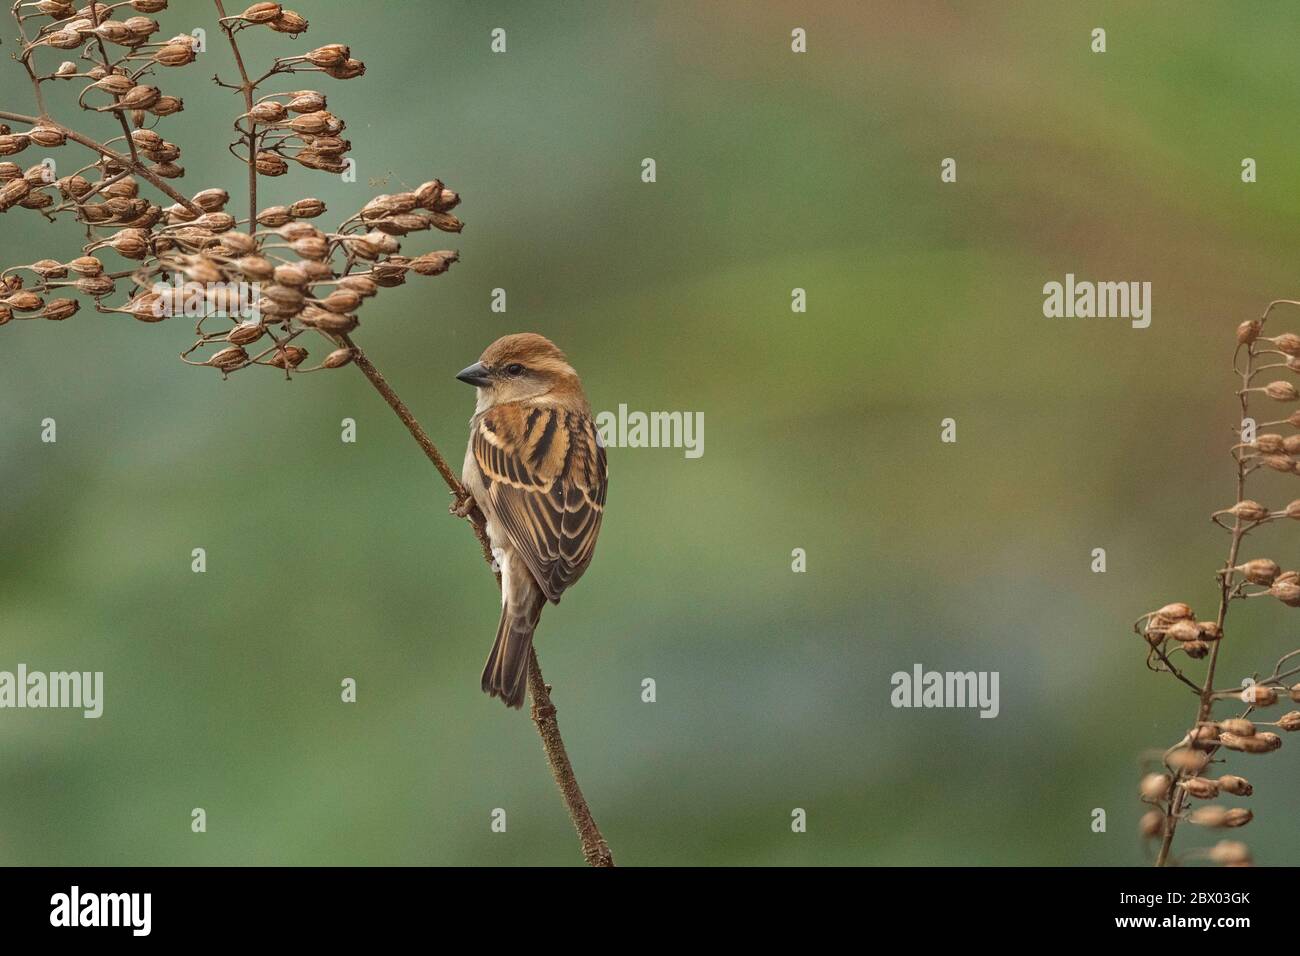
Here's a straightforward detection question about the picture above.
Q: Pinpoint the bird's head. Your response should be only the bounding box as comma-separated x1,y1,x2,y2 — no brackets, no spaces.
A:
456,332,583,409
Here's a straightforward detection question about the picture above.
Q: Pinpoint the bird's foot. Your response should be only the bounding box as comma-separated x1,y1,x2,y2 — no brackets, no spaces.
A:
450,491,477,519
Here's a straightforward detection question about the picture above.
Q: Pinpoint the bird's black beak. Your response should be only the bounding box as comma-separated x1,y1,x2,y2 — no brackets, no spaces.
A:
456,361,492,387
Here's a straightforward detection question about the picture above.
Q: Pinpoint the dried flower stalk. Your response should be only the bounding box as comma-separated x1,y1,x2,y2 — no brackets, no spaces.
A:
1,0,612,866
1137,300,1300,868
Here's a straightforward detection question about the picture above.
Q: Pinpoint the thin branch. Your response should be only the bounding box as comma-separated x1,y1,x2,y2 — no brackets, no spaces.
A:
0,108,198,213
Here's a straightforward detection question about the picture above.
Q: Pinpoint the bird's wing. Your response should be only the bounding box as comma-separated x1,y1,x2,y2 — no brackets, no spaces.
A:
471,403,607,603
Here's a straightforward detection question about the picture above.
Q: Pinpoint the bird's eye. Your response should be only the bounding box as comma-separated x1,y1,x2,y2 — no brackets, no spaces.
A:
505,363,525,376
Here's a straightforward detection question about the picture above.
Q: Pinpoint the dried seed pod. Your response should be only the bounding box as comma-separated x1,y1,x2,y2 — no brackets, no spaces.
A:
226,322,264,346
1285,436,1300,456
1208,840,1251,866
68,255,103,277
195,212,236,233
94,74,136,96
1277,570,1300,585
1197,621,1222,640
414,179,443,209
286,90,325,113
268,345,307,369
317,289,360,312
45,30,82,50
240,1,282,22
41,298,79,320
107,230,150,259
255,152,287,176
338,275,377,298
27,126,66,148
278,221,320,241
76,276,115,297
132,0,168,12
1238,319,1262,344
428,210,464,233
290,236,328,260
289,197,325,218
1273,333,1300,355
256,205,293,227
130,128,164,151
1218,718,1255,736
322,347,353,369
208,346,249,371
2,291,40,312
371,213,432,236
1168,749,1210,772
1166,619,1201,643
150,95,184,116
1189,806,1229,827
1154,600,1190,624
272,264,309,288
1277,710,1300,731
268,10,308,34
410,251,458,276
298,304,357,333
1265,381,1300,401
298,260,333,281
432,188,460,212
1139,772,1171,802
216,231,257,256
124,16,160,39
304,44,348,67
191,188,229,212
0,305,11,325
124,292,165,321
1139,810,1164,838
1180,777,1219,799
154,43,194,67
235,256,274,280
0,162,19,181
1260,454,1296,473
262,284,304,309
1291,683,1300,703
1239,558,1281,585
55,62,77,77
324,58,365,80
1221,731,1281,753
1242,685,1278,707
115,85,160,111
1216,775,1253,796
1227,502,1268,522
1269,581,1300,606
1223,808,1253,828
1183,640,1210,659
1255,434,1285,453
31,259,67,279
370,262,407,287
1191,722,1220,746
361,192,417,220
248,101,287,123
291,149,346,173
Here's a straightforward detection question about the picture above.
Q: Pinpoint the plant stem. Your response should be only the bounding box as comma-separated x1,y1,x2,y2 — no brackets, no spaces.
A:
1154,341,1253,867
211,0,257,234
0,108,198,212
340,334,615,867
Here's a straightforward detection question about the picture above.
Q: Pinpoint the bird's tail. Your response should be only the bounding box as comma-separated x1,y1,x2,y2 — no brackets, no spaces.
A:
481,595,544,709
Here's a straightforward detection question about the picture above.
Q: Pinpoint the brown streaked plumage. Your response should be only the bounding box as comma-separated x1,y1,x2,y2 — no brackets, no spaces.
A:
456,333,608,708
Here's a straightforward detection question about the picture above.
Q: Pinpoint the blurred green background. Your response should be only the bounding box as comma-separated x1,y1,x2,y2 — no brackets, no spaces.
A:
3,0,1300,866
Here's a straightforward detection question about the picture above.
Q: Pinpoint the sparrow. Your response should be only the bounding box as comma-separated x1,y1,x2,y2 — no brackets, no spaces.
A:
455,333,608,708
